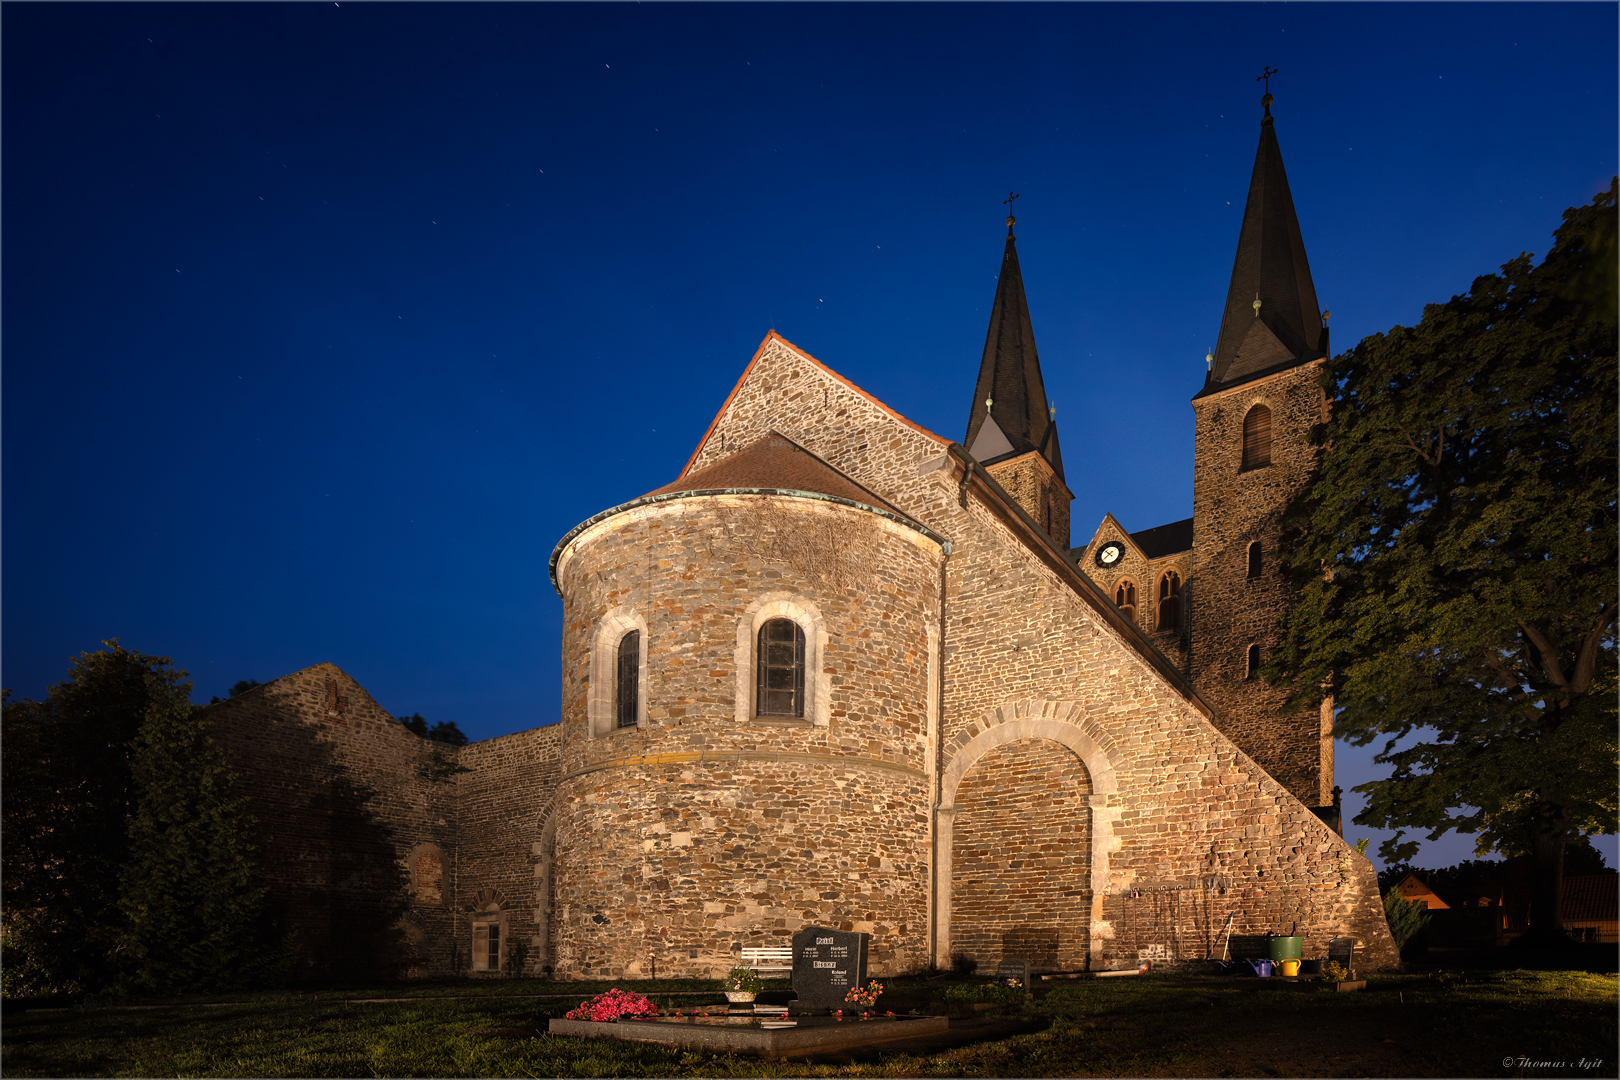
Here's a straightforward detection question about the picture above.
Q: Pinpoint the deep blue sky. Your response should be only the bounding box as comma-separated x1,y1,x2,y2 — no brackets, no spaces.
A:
5,3,1615,870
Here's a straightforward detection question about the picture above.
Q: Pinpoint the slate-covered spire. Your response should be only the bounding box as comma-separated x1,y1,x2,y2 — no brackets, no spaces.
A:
964,202,1063,480
1204,89,1326,392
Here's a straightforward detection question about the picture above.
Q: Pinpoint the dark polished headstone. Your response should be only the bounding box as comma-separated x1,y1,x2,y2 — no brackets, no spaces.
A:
996,957,1030,985
791,925,869,1011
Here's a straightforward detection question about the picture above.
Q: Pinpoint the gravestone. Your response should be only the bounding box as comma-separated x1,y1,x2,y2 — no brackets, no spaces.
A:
996,956,1030,985
791,925,869,1011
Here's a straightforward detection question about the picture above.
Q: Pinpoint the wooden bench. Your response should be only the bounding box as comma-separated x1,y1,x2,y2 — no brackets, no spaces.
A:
739,946,793,974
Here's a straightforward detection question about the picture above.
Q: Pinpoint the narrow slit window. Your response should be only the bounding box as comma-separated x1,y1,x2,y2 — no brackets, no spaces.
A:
756,618,806,717
616,630,640,729
1241,405,1272,471
1247,541,1263,579
1246,643,1260,679
1157,571,1182,631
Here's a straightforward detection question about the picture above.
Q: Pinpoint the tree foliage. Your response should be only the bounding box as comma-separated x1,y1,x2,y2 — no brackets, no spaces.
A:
1,642,190,996
1382,886,1433,951
1269,182,1618,941
118,687,290,992
397,712,469,746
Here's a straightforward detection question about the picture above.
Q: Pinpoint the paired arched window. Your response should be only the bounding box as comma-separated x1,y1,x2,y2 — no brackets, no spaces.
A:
756,618,805,717
1157,571,1182,631
1245,643,1260,680
616,631,640,729
1241,405,1272,471
1114,580,1137,623
1247,541,1263,579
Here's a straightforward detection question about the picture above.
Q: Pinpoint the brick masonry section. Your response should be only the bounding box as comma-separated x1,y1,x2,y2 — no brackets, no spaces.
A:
950,737,1092,973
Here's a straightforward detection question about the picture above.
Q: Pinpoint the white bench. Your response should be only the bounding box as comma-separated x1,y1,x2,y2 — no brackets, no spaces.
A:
739,946,793,974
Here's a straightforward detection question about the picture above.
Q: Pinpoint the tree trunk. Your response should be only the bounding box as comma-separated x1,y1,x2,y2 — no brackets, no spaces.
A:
1525,797,1568,945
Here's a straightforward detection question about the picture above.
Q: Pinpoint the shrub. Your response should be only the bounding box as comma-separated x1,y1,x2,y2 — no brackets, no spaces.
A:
1383,886,1432,951
945,981,1024,1004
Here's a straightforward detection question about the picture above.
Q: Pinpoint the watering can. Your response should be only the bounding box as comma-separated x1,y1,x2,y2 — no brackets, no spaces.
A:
1245,959,1273,977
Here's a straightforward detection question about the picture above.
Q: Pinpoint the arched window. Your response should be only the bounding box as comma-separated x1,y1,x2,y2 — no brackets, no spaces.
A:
1114,580,1137,623
616,631,640,729
1241,405,1272,471
1247,541,1263,579
1246,643,1260,679
756,618,805,717
1157,571,1182,631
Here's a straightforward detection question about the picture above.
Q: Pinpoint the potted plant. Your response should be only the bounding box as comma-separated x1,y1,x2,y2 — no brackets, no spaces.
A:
723,966,764,1003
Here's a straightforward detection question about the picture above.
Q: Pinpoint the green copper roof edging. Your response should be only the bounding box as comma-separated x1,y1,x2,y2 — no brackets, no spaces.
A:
548,487,950,596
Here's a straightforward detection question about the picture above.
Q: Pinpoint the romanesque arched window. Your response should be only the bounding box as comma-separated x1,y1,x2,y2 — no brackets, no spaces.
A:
756,618,805,717
1241,405,1272,471
1114,580,1137,623
1246,643,1260,679
1157,571,1182,631
616,630,640,729
1247,541,1263,579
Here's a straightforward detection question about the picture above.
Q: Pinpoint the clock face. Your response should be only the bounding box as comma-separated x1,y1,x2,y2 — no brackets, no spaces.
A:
1096,542,1124,567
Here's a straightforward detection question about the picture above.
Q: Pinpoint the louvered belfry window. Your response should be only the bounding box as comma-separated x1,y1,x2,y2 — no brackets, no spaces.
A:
616,630,640,729
756,618,806,717
1241,405,1273,471
1157,571,1182,632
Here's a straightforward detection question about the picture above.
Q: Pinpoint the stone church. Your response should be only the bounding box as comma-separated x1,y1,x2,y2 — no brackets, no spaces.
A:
207,93,1398,982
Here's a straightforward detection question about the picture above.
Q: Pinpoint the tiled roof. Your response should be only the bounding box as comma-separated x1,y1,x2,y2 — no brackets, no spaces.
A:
1131,517,1194,559
644,431,901,515
1201,95,1325,397
1562,874,1619,923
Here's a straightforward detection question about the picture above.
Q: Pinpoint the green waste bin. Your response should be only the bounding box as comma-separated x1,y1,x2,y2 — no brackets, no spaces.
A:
1268,935,1303,962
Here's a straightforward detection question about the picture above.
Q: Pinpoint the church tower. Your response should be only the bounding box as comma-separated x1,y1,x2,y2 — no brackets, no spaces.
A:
964,201,1073,548
1189,86,1334,809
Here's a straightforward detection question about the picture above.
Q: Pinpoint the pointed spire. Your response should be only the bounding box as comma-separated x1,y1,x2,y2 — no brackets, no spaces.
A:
1203,80,1325,393
964,198,1062,480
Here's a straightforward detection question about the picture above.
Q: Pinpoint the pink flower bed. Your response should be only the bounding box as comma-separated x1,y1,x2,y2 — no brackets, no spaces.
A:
564,988,659,1022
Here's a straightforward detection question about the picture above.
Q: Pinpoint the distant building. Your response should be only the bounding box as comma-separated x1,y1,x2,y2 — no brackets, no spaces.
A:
207,90,1398,983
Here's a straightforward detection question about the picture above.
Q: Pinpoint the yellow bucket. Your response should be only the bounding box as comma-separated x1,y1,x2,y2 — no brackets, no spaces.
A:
1277,959,1301,977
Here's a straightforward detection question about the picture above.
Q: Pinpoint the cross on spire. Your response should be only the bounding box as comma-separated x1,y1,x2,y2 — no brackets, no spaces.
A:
1003,191,1019,234
1256,66,1277,93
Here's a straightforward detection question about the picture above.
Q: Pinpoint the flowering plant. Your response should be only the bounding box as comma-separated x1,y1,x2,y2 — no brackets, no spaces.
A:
564,988,658,1022
724,966,764,994
844,979,884,1010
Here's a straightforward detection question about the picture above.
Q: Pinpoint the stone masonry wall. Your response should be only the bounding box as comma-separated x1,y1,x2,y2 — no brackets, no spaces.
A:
455,724,563,975
1190,362,1332,806
207,663,460,981
1079,514,1192,675
574,333,1395,972
550,491,940,978
950,737,1092,973
984,451,1072,550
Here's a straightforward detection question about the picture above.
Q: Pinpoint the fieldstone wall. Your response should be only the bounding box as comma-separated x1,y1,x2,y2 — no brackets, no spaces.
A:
949,736,1092,973
984,451,1072,550
206,663,460,981
550,491,942,978
1078,513,1192,673
455,724,563,975
1190,362,1332,806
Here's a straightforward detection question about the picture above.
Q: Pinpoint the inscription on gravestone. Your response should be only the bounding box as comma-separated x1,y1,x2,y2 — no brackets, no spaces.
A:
996,956,1030,985
790,925,869,1011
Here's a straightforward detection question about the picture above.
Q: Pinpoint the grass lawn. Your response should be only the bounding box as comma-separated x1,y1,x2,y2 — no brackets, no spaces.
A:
3,967,1615,1078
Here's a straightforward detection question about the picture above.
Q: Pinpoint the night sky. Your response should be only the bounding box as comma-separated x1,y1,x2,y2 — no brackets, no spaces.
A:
5,3,1615,870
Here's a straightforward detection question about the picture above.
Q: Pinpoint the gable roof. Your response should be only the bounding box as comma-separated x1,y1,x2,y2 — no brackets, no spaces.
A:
1131,517,1194,559
1200,93,1325,398
647,431,901,514
1563,874,1619,923
964,225,1064,480
679,331,948,480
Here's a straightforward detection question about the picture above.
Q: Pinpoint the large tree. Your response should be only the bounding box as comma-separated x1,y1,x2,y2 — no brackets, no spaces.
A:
1,642,191,994
1269,181,1618,945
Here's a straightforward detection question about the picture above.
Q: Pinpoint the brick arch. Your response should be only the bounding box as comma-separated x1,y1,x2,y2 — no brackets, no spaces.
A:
935,705,1122,969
